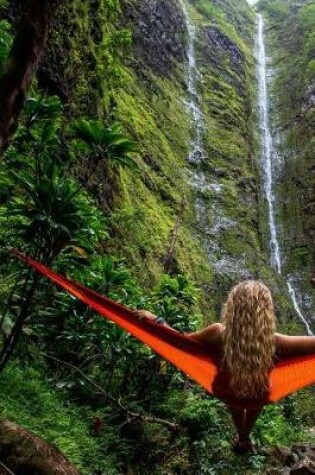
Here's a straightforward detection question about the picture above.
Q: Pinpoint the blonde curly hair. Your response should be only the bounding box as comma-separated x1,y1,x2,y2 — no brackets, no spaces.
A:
221,280,276,399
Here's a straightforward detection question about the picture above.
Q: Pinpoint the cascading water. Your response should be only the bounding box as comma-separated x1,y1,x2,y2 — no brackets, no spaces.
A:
180,0,250,277
287,279,314,336
256,14,314,336
257,14,282,274
180,0,205,163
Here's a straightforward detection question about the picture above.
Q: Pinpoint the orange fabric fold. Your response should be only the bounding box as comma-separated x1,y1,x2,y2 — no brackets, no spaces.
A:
11,249,315,409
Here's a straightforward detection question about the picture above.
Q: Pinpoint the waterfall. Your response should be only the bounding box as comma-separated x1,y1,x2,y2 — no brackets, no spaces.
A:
180,0,205,163
256,14,314,336
287,279,314,336
257,14,282,274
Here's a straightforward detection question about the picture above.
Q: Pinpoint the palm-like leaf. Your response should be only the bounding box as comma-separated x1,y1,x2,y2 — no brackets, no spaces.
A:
74,119,139,170
102,256,133,294
23,96,62,148
25,96,62,122
6,157,105,257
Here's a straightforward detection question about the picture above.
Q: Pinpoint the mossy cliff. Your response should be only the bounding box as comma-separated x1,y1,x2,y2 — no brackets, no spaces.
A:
257,0,315,320
30,0,293,319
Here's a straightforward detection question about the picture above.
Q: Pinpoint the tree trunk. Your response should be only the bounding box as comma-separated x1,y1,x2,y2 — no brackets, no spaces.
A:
0,273,40,373
0,419,81,475
0,0,64,153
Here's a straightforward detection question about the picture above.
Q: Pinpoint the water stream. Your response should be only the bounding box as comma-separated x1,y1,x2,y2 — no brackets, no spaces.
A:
180,0,205,163
257,15,282,274
256,14,314,336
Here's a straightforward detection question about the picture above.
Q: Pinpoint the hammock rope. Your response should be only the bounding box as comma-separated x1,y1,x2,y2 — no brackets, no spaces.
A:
11,249,315,409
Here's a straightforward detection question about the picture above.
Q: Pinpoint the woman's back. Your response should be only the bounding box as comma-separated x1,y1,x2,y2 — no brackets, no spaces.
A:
188,281,315,399
190,325,315,358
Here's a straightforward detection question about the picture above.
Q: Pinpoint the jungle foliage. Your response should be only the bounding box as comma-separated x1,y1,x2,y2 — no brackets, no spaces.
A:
0,0,314,474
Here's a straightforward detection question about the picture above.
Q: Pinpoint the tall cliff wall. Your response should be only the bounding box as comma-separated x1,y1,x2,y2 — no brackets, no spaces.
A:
0,0,294,317
28,0,294,317
258,0,315,318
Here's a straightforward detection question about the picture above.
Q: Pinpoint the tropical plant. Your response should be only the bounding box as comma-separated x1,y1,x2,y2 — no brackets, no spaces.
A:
24,96,63,143
151,275,199,333
6,157,105,260
153,274,198,308
100,255,137,298
0,152,106,373
73,119,138,170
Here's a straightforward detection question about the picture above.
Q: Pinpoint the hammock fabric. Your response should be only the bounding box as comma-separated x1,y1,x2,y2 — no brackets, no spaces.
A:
12,249,315,410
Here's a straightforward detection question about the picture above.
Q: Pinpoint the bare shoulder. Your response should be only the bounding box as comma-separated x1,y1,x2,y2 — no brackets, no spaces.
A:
275,333,315,356
187,322,224,345
206,322,224,334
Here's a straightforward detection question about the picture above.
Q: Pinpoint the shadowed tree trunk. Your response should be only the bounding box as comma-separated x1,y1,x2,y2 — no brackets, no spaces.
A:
0,0,64,153
0,419,81,475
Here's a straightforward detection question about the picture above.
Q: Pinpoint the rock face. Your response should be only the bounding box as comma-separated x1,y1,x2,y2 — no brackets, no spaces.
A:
9,0,285,314
265,444,315,475
302,84,315,116
201,25,246,98
203,25,244,71
0,419,80,475
122,0,186,77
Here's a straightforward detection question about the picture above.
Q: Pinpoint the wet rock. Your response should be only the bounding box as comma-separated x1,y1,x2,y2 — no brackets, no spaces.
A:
204,25,244,69
273,446,300,466
302,84,315,115
266,469,290,475
290,463,315,475
265,444,315,475
122,0,186,78
200,24,246,96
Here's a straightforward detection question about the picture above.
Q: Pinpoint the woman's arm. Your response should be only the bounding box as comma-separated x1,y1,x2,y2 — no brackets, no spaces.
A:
134,311,223,345
133,310,173,330
275,333,315,356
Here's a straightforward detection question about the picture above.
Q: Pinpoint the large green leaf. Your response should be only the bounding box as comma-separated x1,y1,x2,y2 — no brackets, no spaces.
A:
73,119,139,170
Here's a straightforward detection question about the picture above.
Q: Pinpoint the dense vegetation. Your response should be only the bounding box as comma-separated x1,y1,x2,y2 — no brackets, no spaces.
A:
0,0,313,473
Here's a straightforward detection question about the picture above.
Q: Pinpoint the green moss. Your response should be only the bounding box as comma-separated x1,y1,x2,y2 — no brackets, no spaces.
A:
39,0,283,319
1,2,315,474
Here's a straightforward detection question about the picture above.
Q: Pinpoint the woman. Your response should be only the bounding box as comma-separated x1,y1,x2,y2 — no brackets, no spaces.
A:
136,280,315,453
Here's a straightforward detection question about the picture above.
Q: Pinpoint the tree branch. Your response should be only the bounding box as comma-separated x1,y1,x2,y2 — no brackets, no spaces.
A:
0,460,15,475
33,351,179,432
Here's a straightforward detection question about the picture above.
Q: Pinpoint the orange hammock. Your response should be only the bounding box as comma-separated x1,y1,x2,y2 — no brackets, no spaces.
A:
12,249,315,409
